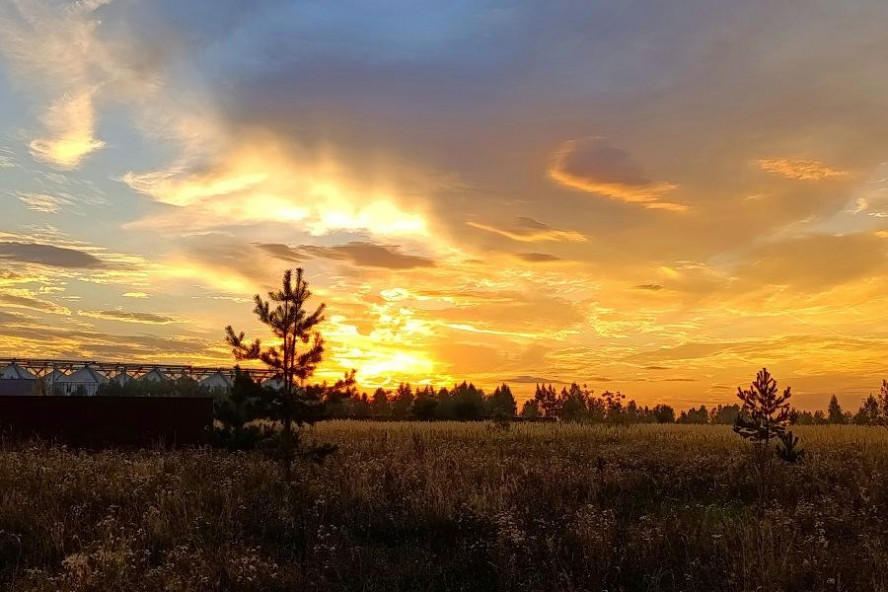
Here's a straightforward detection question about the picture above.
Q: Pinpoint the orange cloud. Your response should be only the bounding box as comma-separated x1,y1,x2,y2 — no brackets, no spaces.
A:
548,138,687,212
756,158,849,181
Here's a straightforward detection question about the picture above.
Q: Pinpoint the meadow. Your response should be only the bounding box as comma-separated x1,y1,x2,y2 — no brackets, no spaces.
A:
2,422,888,591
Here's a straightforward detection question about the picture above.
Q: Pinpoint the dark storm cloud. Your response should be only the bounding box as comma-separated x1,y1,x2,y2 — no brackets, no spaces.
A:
256,243,302,263
556,137,653,188
0,242,104,268
260,242,435,270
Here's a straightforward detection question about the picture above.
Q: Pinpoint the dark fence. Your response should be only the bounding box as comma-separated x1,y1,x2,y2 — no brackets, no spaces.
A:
0,396,213,447
0,380,39,396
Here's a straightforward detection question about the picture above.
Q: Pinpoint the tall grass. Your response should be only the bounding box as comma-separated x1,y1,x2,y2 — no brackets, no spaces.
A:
3,423,888,591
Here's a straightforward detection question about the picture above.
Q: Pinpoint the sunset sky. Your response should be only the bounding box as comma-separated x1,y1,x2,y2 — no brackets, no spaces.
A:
2,1,888,410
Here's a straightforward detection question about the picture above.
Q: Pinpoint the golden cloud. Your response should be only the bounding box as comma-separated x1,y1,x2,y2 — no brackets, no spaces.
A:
28,91,105,169
756,158,849,181
123,142,431,239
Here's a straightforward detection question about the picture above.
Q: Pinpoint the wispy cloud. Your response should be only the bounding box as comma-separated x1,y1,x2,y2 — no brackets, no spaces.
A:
15,191,76,213
78,309,180,325
0,146,15,168
468,217,586,243
28,90,105,168
0,290,70,315
756,158,849,181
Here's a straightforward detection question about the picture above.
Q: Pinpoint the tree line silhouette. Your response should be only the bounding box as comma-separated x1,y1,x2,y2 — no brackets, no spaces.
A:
208,372,888,427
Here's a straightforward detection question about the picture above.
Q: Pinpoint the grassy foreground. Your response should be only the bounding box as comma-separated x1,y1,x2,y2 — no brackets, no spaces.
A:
2,423,888,591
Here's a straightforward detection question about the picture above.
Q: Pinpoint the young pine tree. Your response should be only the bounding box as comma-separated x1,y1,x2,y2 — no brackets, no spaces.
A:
734,367,803,463
225,269,327,461
734,368,791,445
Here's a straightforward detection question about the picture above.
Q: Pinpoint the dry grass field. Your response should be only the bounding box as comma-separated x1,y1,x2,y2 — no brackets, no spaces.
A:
3,422,888,591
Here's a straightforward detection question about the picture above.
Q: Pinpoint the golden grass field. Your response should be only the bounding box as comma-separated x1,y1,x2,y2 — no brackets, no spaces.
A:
3,422,888,591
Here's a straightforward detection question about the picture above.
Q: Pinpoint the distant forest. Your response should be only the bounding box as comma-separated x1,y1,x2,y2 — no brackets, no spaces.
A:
316,380,888,426
97,373,888,426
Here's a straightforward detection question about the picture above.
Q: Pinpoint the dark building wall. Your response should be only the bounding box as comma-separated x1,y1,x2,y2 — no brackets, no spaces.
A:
0,396,213,447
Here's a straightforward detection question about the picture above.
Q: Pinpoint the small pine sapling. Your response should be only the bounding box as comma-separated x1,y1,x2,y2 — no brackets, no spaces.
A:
734,368,804,470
